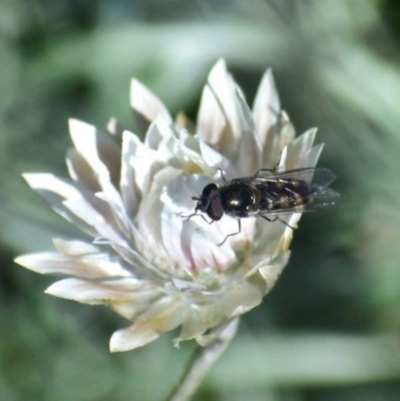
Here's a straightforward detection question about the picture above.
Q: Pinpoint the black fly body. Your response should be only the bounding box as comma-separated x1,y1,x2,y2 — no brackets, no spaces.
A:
184,167,339,246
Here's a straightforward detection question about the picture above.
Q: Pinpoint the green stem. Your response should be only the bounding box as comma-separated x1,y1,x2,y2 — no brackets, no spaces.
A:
166,318,239,401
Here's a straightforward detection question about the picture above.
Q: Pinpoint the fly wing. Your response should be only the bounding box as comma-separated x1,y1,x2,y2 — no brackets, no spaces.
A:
262,188,340,216
245,187,340,217
250,167,336,188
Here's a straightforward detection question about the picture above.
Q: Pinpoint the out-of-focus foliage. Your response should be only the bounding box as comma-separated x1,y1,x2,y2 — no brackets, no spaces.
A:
2,0,400,400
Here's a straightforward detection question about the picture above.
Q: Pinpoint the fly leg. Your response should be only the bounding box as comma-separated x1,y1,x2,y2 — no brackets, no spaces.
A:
253,168,274,178
261,215,296,230
217,219,241,246
181,211,214,225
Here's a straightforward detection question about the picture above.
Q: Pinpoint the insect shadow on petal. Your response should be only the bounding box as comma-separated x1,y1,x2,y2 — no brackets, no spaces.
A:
182,167,340,246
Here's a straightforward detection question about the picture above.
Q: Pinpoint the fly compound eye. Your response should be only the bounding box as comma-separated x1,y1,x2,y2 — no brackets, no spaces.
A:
197,183,223,221
207,195,223,221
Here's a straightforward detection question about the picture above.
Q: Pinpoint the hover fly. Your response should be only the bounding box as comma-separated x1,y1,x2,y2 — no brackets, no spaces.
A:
185,167,339,245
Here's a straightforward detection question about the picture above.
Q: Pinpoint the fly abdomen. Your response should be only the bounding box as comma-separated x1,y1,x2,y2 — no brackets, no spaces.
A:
258,179,314,210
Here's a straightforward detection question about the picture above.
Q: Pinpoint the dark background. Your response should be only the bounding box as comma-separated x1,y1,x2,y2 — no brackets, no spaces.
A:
2,0,400,400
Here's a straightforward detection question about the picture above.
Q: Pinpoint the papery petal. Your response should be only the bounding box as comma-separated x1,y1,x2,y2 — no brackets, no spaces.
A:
258,251,291,295
137,166,181,263
111,323,160,352
63,197,128,247
15,251,131,279
197,60,240,160
196,84,227,146
120,131,141,218
219,279,263,318
284,128,317,170
253,69,280,145
235,88,262,175
53,238,99,256
66,149,100,193
45,277,158,303
69,119,121,188
110,296,189,352
303,143,324,168
130,79,172,134
189,227,235,274
23,173,103,236
176,304,225,343
175,111,194,133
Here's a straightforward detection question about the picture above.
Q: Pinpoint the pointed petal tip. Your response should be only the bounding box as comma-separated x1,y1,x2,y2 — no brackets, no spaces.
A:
109,326,159,353
14,255,28,268
68,119,95,137
21,172,53,188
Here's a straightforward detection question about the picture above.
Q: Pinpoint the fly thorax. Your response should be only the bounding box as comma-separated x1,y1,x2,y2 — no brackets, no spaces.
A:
220,183,255,215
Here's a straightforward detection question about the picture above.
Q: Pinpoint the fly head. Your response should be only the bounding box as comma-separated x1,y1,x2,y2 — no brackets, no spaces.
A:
192,183,224,221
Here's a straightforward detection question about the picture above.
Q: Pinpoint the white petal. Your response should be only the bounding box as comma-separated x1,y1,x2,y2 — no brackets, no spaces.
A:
52,238,99,255
303,143,324,168
130,79,172,124
284,128,317,170
106,117,124,141
258,251,291,294
66,149,99,192
160,208,191,273
45,277,156,303
110,323,160,352
63,198,128,247
235,88,262,175
144,117,175,150
120,131,142,218
219,280,263,318
252,69,280,146
189,225,235,273
69,119,123,209
14,250,131,279
127,130,166,196
197,59,239,159
177,305,224,342
261,112,296,170
68,119,120,185
136,166,181,263
207,59,240,138
23,173,98,235
195,317,239,347
110,296,189,352
196,84,227,146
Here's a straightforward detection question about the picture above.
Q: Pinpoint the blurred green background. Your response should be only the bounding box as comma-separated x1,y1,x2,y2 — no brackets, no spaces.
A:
2,0,400,400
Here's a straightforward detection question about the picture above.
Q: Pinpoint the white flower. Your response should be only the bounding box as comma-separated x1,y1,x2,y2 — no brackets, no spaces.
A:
15,60,323,352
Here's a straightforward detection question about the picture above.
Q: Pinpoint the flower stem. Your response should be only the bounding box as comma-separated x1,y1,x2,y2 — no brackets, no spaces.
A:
165,318,239,401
